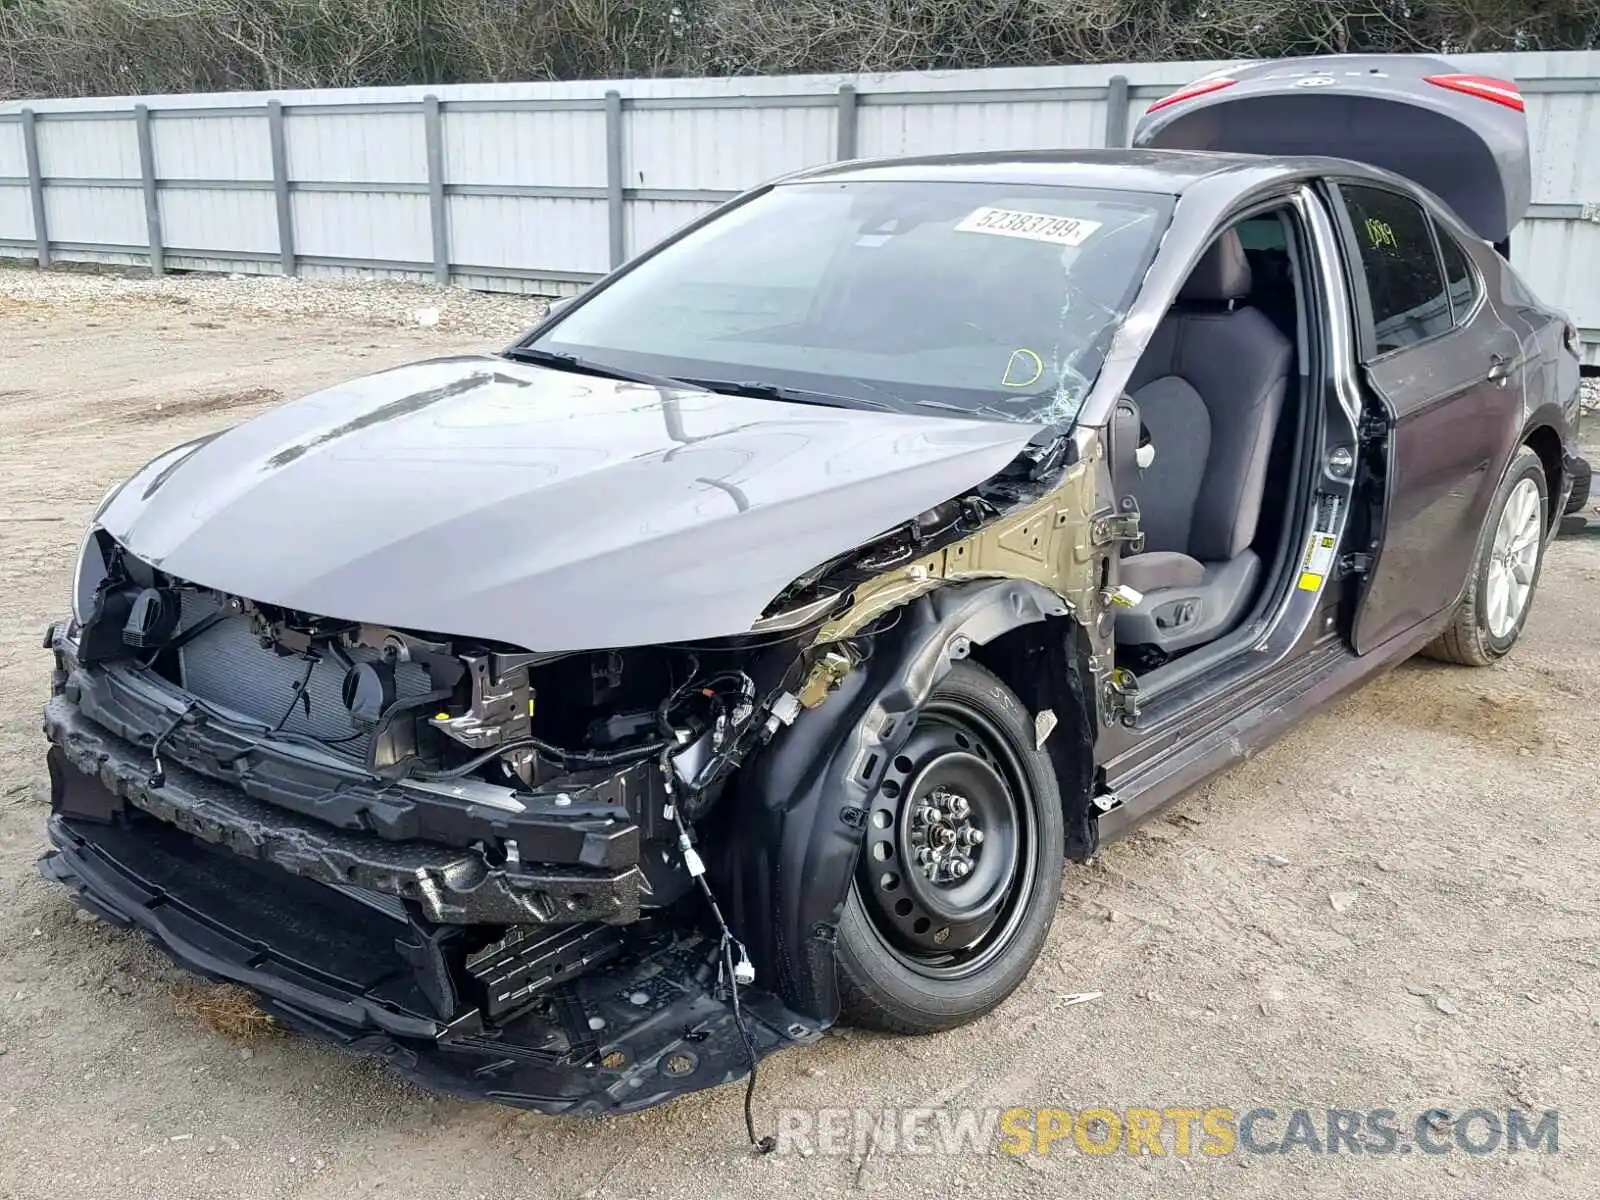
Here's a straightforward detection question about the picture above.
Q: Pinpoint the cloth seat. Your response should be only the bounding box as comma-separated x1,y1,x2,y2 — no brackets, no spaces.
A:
1115,229,1293,655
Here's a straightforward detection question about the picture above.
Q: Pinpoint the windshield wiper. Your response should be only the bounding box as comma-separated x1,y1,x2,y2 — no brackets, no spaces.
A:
506,346,693,391
678,378,889,411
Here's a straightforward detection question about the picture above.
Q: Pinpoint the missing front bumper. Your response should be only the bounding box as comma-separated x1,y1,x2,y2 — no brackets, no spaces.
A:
39,803,822,1116
44,694,641,926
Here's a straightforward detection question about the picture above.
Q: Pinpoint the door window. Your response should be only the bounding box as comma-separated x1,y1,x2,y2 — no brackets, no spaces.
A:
1339,185,1452,356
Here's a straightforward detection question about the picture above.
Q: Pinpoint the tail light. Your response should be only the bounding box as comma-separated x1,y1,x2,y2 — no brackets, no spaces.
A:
1424,74,1525,112
1145,78,1237,115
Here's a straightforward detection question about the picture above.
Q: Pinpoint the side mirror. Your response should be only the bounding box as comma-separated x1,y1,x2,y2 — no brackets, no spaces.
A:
546,295,575,316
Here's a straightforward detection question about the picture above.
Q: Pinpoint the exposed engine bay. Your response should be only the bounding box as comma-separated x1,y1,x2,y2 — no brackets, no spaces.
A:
42,431,1091,1121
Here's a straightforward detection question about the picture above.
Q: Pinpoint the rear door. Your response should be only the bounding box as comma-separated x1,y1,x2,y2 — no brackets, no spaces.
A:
1328,181,1525,652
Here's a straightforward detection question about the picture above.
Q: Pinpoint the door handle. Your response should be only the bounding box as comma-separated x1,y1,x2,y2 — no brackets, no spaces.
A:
1486,353,1513,384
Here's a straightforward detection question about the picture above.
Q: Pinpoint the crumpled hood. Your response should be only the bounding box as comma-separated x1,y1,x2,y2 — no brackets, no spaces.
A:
98,355,1039,650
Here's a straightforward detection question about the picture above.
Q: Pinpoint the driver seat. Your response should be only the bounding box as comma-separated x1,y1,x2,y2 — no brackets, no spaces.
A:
1115,229,1292,655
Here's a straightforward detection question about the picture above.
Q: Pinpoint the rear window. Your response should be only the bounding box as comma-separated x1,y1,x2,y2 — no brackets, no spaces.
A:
530,179,1173,425
1339,185,1452,355
1435,226,1482,325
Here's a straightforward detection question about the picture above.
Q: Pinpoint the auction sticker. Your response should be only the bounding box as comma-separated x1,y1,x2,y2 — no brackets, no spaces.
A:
955,207,1102,246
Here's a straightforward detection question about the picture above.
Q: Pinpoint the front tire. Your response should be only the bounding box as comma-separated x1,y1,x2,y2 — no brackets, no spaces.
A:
1423,445,1548,666
836,660,1064,1034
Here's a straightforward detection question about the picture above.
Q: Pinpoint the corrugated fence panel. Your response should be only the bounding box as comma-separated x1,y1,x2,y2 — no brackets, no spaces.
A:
626,199,718,259
859,97,1107,158
0,122,29,243
43,185,145,246
447,195,609,273
161,187,279,255
624,107,834,190
1519,78,1600,362
0,121,26,178
36,117,138,178
285,111,425,183
443,110,606,187
0,52,1595,356
0,187,34,242
290,190,430,262
152,112,272,180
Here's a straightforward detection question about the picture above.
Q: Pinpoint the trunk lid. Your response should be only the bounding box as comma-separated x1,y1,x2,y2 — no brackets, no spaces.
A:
1133,54,1531,243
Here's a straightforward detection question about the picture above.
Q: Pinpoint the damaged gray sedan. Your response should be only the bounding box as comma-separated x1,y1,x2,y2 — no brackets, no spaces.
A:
40,56,1590,1125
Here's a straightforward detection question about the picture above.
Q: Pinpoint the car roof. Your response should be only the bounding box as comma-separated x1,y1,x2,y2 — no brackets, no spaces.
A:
786,148,1322,195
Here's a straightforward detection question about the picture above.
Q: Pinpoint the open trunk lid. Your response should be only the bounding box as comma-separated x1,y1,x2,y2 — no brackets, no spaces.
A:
1133,54,1531,244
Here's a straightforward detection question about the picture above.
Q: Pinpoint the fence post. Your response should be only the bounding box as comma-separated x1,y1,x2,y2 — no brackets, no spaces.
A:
134,104,164,277
604,90,626,269
267,101,296,277
1104,75,1130,148
423,95,450,286
836,83,859,160
20,108,49,269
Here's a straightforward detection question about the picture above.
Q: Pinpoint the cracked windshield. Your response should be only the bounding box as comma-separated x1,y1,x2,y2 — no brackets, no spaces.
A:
530,179,1172,424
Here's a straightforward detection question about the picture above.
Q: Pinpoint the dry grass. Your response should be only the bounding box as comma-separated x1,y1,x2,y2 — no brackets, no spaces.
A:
172,981,280,1041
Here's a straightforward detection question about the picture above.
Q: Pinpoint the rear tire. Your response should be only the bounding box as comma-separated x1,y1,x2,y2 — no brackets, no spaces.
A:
1422,446,1547,666
835,660,1063,1034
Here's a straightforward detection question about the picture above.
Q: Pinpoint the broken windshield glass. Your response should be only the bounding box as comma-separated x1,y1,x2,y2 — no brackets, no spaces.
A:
525,178,1173,426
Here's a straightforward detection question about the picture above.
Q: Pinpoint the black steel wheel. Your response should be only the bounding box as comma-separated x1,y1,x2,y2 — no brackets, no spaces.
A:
836,660,1064,1033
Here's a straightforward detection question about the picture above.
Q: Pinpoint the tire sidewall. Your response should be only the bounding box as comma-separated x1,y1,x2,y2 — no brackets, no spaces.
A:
1471,450,1548,657
836,660,1064,1029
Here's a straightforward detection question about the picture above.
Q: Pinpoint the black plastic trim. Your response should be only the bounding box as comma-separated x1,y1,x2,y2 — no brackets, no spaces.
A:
44,701,641,925
63,650,651,867
40,813,822,1117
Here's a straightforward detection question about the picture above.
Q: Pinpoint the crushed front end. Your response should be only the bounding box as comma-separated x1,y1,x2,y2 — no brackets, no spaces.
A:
38,533,823,1115
40,422,1103,1117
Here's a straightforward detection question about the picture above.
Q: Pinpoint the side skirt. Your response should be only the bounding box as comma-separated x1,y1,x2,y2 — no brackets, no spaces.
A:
1094,617,1444,841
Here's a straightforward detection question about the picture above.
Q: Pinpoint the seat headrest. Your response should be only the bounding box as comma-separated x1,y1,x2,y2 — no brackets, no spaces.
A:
1178,229,1252,303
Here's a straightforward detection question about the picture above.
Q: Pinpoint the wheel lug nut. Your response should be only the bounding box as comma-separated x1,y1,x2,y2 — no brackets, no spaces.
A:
916,805,942,825
952,860,971,879
916,848,935,866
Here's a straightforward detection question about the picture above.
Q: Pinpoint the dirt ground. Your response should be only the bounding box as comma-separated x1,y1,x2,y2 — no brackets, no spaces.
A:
1,267,1597,1200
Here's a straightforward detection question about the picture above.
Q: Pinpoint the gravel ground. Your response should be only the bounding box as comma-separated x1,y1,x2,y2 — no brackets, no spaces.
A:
0,258,548,339
0,269,1597,1200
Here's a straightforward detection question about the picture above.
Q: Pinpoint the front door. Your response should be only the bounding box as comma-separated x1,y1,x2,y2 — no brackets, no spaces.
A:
1330,182,1526,653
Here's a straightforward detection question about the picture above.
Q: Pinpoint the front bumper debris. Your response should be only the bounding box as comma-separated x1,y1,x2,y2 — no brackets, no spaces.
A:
45,695,640,926
39,761,822,1116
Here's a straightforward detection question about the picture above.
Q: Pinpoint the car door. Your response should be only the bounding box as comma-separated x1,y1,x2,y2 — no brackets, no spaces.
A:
1329,181,1526,653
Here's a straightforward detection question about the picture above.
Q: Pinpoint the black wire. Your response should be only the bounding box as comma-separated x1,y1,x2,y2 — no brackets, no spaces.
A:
410,734,669,781
649,626,820,653
663,779,772,1154
145,701,197,788
722,934,774,1154
269,654,319,733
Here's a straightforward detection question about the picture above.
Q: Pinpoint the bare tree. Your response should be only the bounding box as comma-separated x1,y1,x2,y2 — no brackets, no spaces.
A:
1,0,1597,100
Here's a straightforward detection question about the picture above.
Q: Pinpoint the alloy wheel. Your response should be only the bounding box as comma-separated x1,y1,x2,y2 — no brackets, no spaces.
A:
1486,476,1542,639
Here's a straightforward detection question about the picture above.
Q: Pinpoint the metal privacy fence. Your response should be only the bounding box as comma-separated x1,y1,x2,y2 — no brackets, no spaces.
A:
1,53,1598,361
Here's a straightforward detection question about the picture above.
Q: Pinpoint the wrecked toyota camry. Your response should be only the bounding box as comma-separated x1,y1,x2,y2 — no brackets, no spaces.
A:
40,56,1590,1124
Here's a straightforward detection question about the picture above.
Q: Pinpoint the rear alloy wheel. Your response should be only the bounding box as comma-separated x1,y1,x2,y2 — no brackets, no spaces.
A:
1423,445,1548,666
836,660,1064,1034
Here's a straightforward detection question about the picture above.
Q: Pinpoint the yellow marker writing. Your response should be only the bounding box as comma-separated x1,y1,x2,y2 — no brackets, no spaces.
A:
1002,348,1044,388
